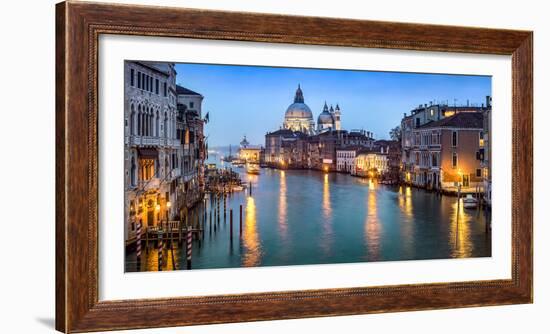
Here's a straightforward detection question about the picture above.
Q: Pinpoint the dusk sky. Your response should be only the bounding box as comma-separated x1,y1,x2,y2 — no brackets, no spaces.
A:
174,63,491,147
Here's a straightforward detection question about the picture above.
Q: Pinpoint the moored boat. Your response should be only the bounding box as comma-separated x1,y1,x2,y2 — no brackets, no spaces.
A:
246,163,260,175
462,194,478,209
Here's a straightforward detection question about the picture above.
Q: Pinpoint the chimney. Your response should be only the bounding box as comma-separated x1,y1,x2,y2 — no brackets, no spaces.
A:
486,95,492,108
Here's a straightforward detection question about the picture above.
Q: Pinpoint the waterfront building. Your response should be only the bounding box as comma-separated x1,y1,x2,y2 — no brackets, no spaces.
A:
400,101,490,183
266,85,374,171
353,148,389,177
176,84,206,211
373,140,401,181
124,61,179,243
400,99,491,192
336,147,361,173
482,96,492,206
408,112,485,192
265,128,308,168
239,135,263,163
283,85,315,135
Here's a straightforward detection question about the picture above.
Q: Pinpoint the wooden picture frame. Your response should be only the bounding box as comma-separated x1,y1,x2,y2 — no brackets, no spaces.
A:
56,1,532,332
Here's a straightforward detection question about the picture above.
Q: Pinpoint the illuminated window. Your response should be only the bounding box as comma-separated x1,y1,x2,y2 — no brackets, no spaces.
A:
452,152,458,168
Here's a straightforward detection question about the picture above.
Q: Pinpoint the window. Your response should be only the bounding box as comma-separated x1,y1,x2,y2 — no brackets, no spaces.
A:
432,153,438,167
415,118,420,127
130,69,135,86
137,71,141,88
150,77,153,92
452,131,458,147
452,152,458,168
190,102,194,108
155,79,159,94
479,131,484,147
163,82,167,97
476,169,482,177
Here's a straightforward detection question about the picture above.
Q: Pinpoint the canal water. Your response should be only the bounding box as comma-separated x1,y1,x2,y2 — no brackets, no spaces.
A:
126,165,491,272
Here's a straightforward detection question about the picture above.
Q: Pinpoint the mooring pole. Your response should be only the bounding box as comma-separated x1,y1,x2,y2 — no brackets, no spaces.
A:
136,222,142,271
239,204,243,237
186,229,192,270
230,209,233,240
158,231,163,271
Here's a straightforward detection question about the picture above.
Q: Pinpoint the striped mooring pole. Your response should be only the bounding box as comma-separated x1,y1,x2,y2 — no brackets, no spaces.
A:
158,231,163,271
136,222,142,269
186,230,192,269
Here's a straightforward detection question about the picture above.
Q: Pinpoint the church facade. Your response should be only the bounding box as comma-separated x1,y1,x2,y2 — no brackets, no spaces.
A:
265,85,375,171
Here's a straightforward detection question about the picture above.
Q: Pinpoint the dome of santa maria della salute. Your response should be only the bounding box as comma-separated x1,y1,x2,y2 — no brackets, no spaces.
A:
283,85,315,135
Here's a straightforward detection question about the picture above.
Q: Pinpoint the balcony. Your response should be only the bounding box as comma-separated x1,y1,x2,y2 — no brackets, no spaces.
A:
127,135,182,148
137,178,161,191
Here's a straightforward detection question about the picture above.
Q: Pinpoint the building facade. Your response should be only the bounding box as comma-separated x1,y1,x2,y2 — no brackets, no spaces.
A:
353,149,389,177
124,60,206,243
406,112,486,192
400,99,491,193
482,96,492,206
175,85,206,213
266,86,374,172
239,136,263,163
124,61,179,243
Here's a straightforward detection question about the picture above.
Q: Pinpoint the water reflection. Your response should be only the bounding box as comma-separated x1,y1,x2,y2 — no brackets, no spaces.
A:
449,199,473,258
278,170,288,239
364,180,380,260
242,196,261,266
125,168,491,272
321,173,333,254
397,186,414,257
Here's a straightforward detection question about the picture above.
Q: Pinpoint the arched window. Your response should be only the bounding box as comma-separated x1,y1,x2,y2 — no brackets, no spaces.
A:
155,110,159,137
137,105,142,136
164,112,168,139
130,104,135,135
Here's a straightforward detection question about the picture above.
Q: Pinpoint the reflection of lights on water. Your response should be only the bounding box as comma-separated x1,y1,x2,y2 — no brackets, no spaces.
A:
365,186,380,260
321,173,333,254
368,178,376,190
243,196,261,267
397,186,414,256
450,199,473,258
278,170,288,238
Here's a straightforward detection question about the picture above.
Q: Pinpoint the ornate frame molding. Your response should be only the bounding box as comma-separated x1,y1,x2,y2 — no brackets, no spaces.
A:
56,1,532,332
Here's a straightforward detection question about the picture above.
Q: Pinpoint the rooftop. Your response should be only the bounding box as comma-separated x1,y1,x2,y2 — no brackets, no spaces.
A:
176,85,203,96
418,112,483,129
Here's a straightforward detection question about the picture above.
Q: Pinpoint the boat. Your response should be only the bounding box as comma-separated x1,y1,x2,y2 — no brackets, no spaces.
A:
232,185,244,192
462,194,478,209
231,159,245,167
246,163,260,175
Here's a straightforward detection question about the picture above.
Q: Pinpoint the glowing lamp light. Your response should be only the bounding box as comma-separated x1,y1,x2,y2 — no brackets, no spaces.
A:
166,201,171,209
155,204,161,212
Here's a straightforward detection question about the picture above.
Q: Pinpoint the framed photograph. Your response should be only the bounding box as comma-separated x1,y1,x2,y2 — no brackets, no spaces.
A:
56,1,532,332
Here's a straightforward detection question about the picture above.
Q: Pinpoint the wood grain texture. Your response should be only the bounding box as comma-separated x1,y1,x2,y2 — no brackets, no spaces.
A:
55,1,533,332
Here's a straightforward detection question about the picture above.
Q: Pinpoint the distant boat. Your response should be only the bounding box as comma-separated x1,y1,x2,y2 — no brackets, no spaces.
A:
463,194,478,209
246,163,260,175
231,159,245,167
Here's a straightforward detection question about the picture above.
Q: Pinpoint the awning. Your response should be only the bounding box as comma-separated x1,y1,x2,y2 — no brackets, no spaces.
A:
138,148,158,159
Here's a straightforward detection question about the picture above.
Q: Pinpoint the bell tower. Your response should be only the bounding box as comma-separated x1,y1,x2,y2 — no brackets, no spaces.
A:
334,104,342,130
